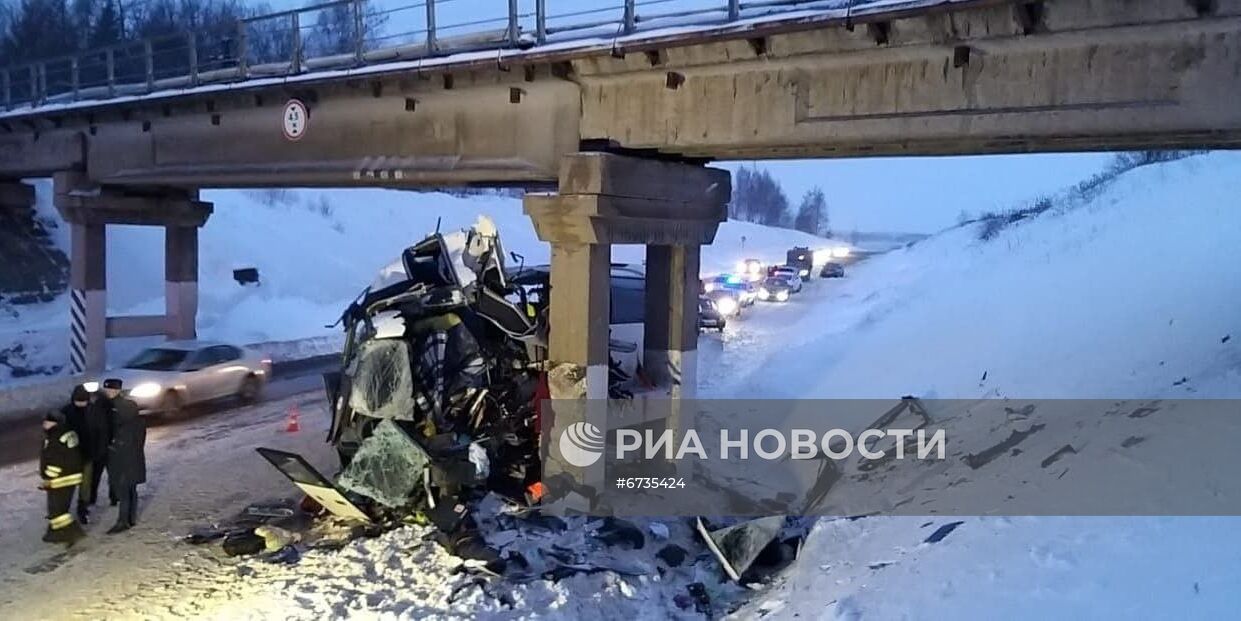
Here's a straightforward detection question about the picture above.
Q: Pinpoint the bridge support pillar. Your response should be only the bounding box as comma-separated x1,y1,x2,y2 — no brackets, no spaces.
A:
643,244,701,400
525,152,729,402
165,226,199,341
67,222,108,374
53,172,212,374
526,153,728,506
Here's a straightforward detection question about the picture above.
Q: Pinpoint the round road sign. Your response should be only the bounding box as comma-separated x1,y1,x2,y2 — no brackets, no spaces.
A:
282,99,308,141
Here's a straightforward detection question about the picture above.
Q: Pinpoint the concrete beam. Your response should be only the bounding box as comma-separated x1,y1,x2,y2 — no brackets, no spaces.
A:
558,152,731,204
524,194,724,245
106,315,169,339
0,130,84,177
577,0,1241,157
78,77,580,189
53,171,212,227
525,152,730,245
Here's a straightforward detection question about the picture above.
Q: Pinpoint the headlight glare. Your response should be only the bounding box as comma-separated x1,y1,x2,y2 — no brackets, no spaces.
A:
129,382,163,399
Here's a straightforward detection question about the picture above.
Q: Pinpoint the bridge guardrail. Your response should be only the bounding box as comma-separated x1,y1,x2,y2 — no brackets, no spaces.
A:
0,0,863,113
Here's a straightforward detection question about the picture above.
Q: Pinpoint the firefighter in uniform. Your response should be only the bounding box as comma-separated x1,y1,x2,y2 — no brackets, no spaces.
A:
60,384,107,523
40,410,86,544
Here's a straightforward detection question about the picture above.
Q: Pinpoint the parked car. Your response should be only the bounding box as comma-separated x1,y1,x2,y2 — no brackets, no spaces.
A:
84,341,270,415
510,263,648,377
770,266,804,293
757,277,794,303
705,289,743,317
698,296,727,331
820,262,845,278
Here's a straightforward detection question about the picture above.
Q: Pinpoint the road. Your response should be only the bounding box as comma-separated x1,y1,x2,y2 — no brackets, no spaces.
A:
0,356,336,467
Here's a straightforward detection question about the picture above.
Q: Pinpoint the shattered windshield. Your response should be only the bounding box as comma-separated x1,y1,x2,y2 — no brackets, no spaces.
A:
336,419,431,508
123,348,190,371
347,338,416,421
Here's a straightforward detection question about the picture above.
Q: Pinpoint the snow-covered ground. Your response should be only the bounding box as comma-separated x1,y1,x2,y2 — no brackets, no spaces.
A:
1,152,1238,619
0,185,829,386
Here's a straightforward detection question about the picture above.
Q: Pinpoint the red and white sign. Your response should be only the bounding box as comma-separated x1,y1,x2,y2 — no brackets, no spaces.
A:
282,99,308,141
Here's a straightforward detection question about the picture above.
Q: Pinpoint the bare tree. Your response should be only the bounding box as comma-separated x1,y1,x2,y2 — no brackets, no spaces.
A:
794,187,829,236
730,165,791,228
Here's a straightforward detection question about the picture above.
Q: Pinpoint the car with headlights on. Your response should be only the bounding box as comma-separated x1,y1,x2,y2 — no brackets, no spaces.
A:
705,289,743,318
85,341,271,415
720,279,758,307
698,296,727,331
757,277,794,303
770,266,804,293
735,258,767,283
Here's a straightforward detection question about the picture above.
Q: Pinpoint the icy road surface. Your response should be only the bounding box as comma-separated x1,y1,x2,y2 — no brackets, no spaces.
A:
0,393,338,619
0,285,835,620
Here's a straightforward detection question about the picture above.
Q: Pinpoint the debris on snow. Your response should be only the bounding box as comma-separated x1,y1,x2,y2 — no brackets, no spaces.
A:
922,521,965,544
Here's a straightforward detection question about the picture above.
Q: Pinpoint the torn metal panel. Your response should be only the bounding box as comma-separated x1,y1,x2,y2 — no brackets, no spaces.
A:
696,515,785,583
255,448,371,523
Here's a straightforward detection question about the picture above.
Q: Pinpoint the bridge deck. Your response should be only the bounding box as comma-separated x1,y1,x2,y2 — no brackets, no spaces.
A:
0,0,964,121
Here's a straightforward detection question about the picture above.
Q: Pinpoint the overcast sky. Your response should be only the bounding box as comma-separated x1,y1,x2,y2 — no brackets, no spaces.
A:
723,153,1114,233
260,1,1114,233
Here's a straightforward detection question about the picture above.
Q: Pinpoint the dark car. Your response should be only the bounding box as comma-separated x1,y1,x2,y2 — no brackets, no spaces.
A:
705,289,743,317
698,296,727,331
821,262,845,278
786,246,814,279
758,277,793,303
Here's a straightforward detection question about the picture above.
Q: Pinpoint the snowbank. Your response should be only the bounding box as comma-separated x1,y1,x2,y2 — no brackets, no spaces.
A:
720,152,1241,620
719,152,1241,400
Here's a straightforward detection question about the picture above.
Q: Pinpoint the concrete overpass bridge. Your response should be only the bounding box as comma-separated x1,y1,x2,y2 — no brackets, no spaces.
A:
0,0,1237,401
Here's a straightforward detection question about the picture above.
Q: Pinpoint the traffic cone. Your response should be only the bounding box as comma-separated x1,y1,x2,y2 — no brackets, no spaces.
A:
284,405,301,433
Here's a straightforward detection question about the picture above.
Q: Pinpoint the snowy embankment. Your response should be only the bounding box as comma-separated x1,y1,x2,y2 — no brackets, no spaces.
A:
720,152,1241,619
715,152,1241,401
0,184,829,389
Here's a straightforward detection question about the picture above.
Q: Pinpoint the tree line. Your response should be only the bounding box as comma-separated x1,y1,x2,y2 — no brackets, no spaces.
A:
0,1,387,76
731,165,832,237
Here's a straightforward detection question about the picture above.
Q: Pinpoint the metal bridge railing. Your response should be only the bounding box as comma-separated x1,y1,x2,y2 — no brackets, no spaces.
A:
0,0,853,112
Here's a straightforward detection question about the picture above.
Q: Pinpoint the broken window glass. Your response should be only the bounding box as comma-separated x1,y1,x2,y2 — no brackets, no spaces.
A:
347,338,416,421
336,419,431,508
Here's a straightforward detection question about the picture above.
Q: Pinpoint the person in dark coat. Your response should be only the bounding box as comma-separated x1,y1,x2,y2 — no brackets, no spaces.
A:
61,385,108,523
39,410,86,544
88,387,119,507
102,379,146,534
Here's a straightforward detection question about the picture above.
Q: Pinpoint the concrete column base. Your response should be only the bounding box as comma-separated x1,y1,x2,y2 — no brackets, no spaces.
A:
69,288,107,375
165,225,200,341
68,221,107,375
546,242,612,400
165,281,199,340
642,349,698,399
